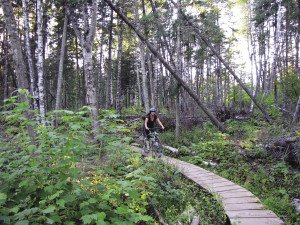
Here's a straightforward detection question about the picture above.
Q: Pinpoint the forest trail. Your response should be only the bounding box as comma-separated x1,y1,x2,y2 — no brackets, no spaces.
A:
131,145,284,225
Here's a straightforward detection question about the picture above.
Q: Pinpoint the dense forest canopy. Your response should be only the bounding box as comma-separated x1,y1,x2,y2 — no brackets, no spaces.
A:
0,0,299,124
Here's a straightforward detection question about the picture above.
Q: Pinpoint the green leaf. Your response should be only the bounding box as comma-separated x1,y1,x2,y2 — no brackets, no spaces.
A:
81,214,98,224
0,192,7,204
42,205,56,214
88,198,97,204
97,212,106,220
56,199,65,208
9,206,20,213
115,205,131,215
15,220,29,225
48,190,64,200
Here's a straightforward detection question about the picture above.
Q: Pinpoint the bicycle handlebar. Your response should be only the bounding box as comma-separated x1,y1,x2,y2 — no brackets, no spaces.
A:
148,127,164,132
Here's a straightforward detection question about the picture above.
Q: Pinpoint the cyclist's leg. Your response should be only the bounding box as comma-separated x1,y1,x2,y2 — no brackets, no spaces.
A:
155,136,163,157
143,128,150,153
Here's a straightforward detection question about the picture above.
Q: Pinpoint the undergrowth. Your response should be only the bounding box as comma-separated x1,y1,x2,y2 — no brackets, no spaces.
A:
160,119,300,225
0,94,226,224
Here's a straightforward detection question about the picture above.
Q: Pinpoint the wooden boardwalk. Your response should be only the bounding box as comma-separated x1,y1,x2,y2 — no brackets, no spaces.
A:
131,146,284,225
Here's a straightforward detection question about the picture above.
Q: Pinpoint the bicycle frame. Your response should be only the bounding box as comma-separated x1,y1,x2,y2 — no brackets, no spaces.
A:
144,128,163,158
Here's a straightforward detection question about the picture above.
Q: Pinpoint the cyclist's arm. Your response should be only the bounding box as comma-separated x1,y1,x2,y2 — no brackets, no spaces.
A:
145,117,149,130
156,118,165,130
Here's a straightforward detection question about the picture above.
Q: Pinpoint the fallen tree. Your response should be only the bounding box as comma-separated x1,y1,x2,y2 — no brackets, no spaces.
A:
103,0,226,133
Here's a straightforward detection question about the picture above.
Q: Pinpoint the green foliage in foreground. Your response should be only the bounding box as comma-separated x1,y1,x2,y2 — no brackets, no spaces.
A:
161,119,300,225
0,98,153,224
0,95,226,224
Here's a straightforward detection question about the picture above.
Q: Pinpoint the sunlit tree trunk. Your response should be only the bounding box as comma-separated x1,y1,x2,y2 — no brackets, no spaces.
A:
268,0,284,94
22,0,38,109
134,0,149,112
3,38,8,100
134,35,142,106
1,0,29,93
116,17,123,114
175,23,181,140
55,13,68,110
293,96,300,122
36,0,46,121
105,8,113,109
70,0,98,130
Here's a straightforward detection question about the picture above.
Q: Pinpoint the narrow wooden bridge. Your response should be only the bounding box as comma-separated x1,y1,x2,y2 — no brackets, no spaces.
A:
131,146,284,225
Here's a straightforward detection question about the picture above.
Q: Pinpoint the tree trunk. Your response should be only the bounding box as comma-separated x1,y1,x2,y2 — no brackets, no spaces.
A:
268,0,284,93
70,0,98,131
104,0,226,132
134,0,149,112
105,8,114,109
175,23,181,140
1,0,29,92
55,13,68,110
22,0,38,109
37,0,46,121
296,0,300,72
116,18,123,114
3,37,9,100
293,96,300,123
134,35,142,106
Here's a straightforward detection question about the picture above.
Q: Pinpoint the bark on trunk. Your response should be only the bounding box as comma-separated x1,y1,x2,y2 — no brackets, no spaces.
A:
134,0,149,112
293,96,300,123
55,13,68,110
1,0,29,92
103,0,226,132
70,0,98,131
37,0,46,121
22,0,37,109
116,18,123,114
268,0,284,93
105,8,114,109
175,23,181,140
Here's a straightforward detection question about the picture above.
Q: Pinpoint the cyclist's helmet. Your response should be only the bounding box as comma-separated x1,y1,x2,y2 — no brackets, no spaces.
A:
149,107,156,113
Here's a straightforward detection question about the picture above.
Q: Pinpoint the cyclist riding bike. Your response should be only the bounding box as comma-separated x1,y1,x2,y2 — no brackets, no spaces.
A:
144,108,165,153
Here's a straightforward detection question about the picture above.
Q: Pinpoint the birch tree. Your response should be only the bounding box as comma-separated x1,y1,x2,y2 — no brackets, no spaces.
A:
22,0,37,109
69,0,99,130
36,0,46,121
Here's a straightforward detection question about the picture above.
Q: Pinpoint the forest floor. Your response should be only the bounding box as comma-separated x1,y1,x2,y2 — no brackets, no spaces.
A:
155,117,300,225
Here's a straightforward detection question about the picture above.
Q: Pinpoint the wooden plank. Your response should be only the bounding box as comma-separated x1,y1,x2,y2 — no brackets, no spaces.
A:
212,185,244,193
208,181,237,187
219,191,254,199
222,196,260,204
230,217,284,225
224,203,265,211
227,209,278,218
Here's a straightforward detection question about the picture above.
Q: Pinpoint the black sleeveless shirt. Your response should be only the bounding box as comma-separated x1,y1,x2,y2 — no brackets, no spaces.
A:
145,113,158,128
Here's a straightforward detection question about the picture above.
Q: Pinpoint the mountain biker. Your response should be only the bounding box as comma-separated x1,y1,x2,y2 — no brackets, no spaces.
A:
144,107,165,152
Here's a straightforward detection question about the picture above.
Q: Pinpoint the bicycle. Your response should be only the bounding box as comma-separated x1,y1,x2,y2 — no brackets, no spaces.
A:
143,128,163,158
